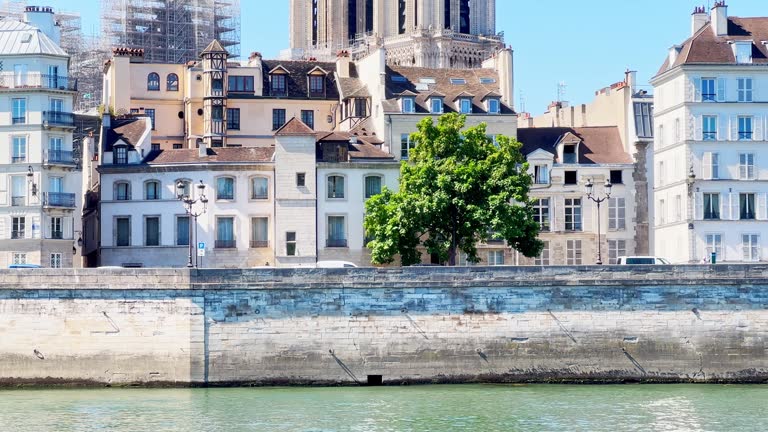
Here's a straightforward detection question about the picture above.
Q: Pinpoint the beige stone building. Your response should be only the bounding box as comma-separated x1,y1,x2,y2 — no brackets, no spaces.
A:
102,43,341,150
286,0,502,68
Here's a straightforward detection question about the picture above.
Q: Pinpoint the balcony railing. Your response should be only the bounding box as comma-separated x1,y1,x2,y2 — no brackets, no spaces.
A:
43,192,76,208
11,197,25,206
11,156,26,163
0,73,78,91
46,150,75,164
11,230,25,239
215,240,236,249
250,240,269,249
326,239,348,248
43,111,75,127
12,116,25,124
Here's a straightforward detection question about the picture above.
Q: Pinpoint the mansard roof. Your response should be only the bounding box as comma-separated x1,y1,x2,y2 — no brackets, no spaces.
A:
315,131,394,161
517,126,632,165
260,59,339,100
145,147,274,164
656,17,768,76
103,117,148,152
383,65,514,115
0,18,67,57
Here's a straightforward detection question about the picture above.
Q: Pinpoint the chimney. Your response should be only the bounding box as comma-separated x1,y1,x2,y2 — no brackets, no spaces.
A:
23,6,60,45
198,141,207,158
711,1,728,37
625,69,637,91
691,6,709,36
336,50,351,78
247,51,262,67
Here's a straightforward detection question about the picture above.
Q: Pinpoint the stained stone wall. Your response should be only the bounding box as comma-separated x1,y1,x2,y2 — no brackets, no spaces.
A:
0,265,766,386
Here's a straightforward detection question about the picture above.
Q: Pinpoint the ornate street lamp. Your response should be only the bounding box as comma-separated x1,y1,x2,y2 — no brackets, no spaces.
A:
27,165,37,196
585,178,612,265
177,180,208,268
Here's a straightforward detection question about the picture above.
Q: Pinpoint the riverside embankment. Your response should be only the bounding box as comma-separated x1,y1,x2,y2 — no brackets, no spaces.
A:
0,265,766,386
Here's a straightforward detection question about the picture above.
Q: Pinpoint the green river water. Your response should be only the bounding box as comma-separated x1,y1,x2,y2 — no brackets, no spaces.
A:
0,384,765,431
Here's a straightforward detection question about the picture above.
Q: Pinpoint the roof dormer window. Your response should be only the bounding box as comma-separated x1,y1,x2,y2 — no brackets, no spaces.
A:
563,144,577,164
430,98,443,114
307,67,327,97
270,73,287,96
487,98,500,114
459,98,472,114
402,96,416,113
733,41,753,64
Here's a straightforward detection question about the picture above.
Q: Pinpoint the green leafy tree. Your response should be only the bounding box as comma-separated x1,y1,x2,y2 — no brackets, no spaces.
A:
364,113,543,266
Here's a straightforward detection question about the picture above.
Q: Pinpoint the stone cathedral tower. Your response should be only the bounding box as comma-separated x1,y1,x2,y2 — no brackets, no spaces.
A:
286,0,502,68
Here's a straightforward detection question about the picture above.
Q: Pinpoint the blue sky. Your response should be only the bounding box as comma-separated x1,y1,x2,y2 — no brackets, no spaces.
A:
48,0,768,114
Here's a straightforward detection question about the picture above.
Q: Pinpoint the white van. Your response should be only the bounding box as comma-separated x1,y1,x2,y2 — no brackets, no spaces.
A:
616,256,670,265
316,260,358,268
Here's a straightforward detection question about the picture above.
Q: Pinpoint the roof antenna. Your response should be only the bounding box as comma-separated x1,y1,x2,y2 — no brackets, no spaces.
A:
519,90,526,113
557,81,567,102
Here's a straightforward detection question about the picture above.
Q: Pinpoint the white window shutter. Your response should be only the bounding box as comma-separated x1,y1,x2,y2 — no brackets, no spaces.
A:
730,115,738,141
64,217,73,239
717,78,726,102
695,192,704,220
730,193,740,220
758,193,768,220
0,175,7,206
754,115,763,141
702,152,712,179
694,115,703,141
44,216,51,239
694,78,702,102
0,217,5,240
718,114,726,140
719,194,726,220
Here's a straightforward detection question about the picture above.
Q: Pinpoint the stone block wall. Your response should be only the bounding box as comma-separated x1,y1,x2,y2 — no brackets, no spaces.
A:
0,265,767,386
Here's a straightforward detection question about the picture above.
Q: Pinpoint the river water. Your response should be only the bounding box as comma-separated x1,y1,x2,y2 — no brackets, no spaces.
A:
0,384,765,431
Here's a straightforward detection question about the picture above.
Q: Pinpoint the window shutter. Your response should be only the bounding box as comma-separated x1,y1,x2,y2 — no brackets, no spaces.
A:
0,175,7,206
694,78,702,102
730,193,740,220
730,115,738,141
31,215,40,239
754,115,763,141
552,197,563,232
64,217,73,239
719,195,726,221
694,115,703,141
758,193,768,220
717,78,726,102
0,217,5,240
718,114,726,140
695,192,704,220
702,152,712,179
44,216,52,239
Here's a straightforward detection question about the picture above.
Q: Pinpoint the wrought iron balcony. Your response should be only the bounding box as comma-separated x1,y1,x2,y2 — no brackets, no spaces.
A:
50,231,63,240
43,111,76,127
43,192,76,208
326,239,348,248
46,150,75,164
11,230,25,239
215,240,236,249
11,197,25,206
250,240,269,249
0,73,77,91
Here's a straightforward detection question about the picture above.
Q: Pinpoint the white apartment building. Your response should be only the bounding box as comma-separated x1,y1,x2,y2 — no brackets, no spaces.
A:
517,127,636,266
0,8,80,268
97,116,276,268
651,3,768,263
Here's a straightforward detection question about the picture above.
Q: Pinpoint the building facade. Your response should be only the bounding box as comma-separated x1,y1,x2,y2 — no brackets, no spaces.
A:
651,3,768,263
286,0,502,68
0,9,81,268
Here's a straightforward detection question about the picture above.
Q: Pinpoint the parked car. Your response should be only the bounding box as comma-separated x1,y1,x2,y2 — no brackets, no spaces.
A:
8,264,42,269
316,261,358,268
616,256,670,265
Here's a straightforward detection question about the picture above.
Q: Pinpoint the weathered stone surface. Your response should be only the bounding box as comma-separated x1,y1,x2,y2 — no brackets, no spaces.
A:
0,265,766,386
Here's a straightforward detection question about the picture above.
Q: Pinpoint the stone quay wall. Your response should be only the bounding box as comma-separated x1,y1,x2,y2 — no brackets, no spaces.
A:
0,265,766,386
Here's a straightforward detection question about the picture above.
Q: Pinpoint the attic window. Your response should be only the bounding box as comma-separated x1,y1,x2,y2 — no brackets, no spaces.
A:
419,78,436,84
430,98,443,114
401,96,416,113
392,75,407,83
309,74,325,96
459,98,472,114
480,78,496,84
415,83,429,91
450,78,466,85
487,98,500,114
734,41,753,64
563,145,577,164
270,73,287,96
21,32,32,43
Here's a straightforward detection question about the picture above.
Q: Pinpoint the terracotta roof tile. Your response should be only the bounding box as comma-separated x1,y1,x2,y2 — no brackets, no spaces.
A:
274,117,315,136
103,117,148,152
146,147,274,165
517,127,632,165
316,131,394,161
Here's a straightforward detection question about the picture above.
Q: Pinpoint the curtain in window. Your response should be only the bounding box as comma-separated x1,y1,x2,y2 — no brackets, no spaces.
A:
217,218,234,241
146,182,160,200
217,178,234,199
252,178,268,199
146,217,159,246
116,218,130,246
365,176,381,198
328,176,345,198
328,216,345,245
252,218,268,242
741,194,755,219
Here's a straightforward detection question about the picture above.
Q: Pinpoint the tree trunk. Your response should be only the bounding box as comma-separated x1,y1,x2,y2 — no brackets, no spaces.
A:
448,226,457,266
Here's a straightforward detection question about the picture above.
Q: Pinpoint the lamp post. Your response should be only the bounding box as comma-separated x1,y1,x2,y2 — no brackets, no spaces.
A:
177,180,208,268
27,165,37,197
585,178,612,265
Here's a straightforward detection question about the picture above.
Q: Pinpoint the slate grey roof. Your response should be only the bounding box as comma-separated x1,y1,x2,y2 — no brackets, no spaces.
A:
0,19,67,57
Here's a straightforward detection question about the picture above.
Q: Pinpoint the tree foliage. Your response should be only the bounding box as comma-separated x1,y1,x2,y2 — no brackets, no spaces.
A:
364,113,544,266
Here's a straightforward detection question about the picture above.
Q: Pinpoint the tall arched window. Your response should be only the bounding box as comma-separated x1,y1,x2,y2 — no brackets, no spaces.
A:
167,73,179,91
147,72,160,91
